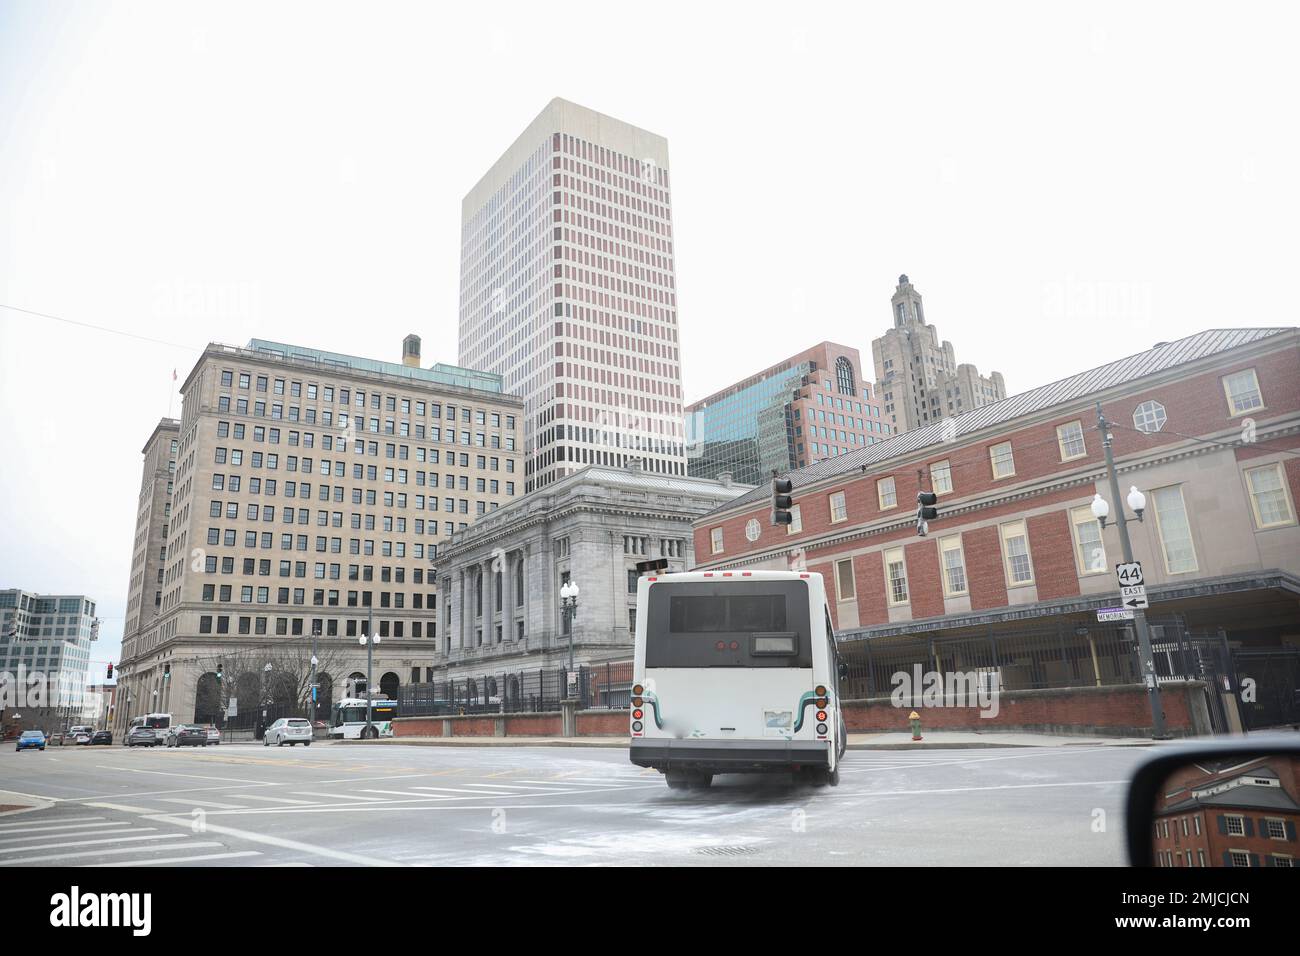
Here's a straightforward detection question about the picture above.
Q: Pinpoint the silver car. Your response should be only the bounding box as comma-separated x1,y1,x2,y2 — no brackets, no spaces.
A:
264,717,313,747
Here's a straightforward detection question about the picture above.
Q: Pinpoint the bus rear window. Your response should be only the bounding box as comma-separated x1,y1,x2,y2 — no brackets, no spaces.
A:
669,594,787,633
646,581,812,668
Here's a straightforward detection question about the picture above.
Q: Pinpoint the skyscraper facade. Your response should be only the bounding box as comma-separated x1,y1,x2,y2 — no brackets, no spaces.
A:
686,342,891,485
872,275,1007,433
459,98,685,493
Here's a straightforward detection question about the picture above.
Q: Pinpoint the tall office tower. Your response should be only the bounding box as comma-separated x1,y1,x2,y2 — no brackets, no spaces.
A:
114,336,523,729
121,417,180,657
871,275,1007,433
686,342,891,485
459,98,685,493
0,589,99,711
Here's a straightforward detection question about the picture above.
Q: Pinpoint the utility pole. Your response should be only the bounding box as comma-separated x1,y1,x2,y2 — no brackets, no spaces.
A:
1095,401,1169,739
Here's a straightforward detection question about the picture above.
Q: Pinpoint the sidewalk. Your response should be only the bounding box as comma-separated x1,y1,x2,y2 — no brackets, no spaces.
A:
349,730,1155,749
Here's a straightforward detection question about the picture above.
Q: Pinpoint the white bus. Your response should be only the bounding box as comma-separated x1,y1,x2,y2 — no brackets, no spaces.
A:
328,697,397,739
629,569,847,789
128,713,172,731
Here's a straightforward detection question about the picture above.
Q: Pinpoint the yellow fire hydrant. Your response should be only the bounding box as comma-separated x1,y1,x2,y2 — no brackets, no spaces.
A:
908,710,923,741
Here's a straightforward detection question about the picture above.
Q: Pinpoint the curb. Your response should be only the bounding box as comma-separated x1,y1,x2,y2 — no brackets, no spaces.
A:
347,737,1152,750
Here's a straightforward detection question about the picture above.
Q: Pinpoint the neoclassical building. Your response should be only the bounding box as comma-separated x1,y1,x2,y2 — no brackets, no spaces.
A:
434,463,750,679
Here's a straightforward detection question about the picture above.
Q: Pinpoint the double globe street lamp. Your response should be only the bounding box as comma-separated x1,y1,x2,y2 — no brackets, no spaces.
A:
559,581,580,698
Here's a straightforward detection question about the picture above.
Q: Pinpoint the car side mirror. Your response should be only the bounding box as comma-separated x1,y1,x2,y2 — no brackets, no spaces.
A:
1125,735,1300,867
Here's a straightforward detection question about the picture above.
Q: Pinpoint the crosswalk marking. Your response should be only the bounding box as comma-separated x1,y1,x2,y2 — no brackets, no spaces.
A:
406,785,516,797
0,827,158,846
0,815,108,832
232,794,317,805
0,832,178,854
0,820,132,837
0,841,223,866
159,798,249,810
291,791,386,802
91,851,263,867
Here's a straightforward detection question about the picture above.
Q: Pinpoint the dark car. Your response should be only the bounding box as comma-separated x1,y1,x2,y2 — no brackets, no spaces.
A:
90,730,113,746
164,724,207,747
125,726,160,747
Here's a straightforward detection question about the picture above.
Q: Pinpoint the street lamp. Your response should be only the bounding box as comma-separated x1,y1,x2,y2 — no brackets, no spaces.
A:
260,662,272,739
359,607,380,739
1094,401,1168,739
559,581,580,698
309,622,321,721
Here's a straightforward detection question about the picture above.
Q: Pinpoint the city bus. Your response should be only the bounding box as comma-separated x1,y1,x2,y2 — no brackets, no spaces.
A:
128,713,172,731
328,697,397,739
629,569,847,789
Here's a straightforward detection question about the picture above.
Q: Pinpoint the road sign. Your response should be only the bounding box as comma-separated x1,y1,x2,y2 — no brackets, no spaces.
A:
1120,583,1149,610
1115,561,1144,588
1097,606,1135,622
226,699,238,717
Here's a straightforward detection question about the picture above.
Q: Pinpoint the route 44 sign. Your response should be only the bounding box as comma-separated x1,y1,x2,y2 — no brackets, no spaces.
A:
1115,561,1144,587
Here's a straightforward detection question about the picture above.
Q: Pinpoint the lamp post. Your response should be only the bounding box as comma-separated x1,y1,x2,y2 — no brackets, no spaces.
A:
359,607,380,739
259,662,272,739
309,622,320,721
1093,401,1169,740
559,581,580,699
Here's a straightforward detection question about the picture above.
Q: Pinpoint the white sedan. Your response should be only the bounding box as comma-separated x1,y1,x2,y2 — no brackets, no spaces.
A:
264,717,313,747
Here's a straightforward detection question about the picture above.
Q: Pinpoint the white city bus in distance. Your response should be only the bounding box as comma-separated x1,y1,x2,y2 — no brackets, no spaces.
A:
128,713,172,731
328,697,397,739
629,569,847,789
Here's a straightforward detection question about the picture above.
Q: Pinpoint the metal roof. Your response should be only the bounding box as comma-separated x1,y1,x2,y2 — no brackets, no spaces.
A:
714,327,1295,514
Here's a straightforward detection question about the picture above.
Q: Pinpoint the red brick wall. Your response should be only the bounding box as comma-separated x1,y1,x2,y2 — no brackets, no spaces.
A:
841,682,1199,735
575,711,628,736
392,711,625,738
1027,511,1081,601
963,525,1009,611
505,714,561,736
854,551,887,625
904,539,945,619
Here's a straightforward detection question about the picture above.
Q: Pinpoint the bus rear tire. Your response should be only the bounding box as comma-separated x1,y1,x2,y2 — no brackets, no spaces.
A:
665,772,688,790
828,768,840,787
687,773,713,789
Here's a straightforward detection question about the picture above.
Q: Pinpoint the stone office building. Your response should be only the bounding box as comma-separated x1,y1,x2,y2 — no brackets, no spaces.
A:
432,463,750,681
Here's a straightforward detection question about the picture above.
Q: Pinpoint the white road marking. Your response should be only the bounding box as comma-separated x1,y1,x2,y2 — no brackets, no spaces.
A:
95,765,270,785
231,794,317,805
405,785,517,797
0,820,131,836
142,813,403,866
0,815,106,831
0,826,152,845
0,832,176,853
92,851,263,867
291,791,386,802
0,841,222,865
84,802,160,814
852,779,1127,797
158,798,249,810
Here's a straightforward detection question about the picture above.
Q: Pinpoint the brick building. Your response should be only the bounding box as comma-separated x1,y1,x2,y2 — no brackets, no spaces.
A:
693,328,1300,731
1153,756,1299,867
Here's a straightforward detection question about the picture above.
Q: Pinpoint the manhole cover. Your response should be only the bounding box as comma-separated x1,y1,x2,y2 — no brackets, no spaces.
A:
692,845,759,857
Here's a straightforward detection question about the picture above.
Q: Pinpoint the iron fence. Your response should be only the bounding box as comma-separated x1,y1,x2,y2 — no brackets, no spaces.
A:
398,661,634,717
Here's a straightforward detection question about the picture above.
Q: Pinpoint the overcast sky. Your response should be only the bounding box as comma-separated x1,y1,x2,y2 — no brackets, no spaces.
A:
2,1,1297,672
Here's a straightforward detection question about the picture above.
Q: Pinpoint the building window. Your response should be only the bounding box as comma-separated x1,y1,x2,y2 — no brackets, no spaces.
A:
1224,813,1246,837
1152,485,1198,574
1000,520,1034,586
1070,506,1107,574
710,527,724,554
1222,368,1263,416
835,559,856,602
1132,400,1167,434
877,476,897,510
1265,818,1287,840
835,356,856,396
829,491,848,523
1245,463,1295,529
930,460,953,495
938,535,967,597
1056,420,1087,461
885,548,908,606
787,504,802,534
989,441,1015,479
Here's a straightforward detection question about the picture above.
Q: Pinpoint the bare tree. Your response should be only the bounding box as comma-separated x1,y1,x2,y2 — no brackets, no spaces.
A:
191,637,353,723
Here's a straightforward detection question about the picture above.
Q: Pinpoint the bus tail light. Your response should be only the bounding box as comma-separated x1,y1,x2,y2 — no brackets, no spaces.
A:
633,684,644,696
632,721,643,733
815,685,827,697
633,709,644,721
816,711,827,722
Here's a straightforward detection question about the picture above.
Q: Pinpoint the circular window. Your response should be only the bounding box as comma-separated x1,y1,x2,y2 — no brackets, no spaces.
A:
745,518,762,542
1133,400,1167,434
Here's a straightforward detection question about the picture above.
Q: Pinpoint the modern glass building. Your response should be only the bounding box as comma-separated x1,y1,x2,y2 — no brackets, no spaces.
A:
686,343,891,485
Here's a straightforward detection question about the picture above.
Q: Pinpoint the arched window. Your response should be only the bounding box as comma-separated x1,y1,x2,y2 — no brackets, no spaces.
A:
836,357,856,396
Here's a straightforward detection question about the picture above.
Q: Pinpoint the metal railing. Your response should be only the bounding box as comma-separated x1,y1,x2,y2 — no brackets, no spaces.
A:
398,661,633,717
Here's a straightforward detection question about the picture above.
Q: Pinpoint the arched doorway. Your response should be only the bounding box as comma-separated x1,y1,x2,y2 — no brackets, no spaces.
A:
347,672,367,698
380,672,400,700
314,672,334,720
194,672,222,724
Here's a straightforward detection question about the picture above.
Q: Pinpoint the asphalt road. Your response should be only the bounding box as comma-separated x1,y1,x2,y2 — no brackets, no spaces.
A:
0,741,1149,866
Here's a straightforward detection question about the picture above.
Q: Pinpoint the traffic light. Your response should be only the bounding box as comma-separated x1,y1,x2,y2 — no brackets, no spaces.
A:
216,662,223,682
771,476,794,526
916,491,939,536
106,662,113,680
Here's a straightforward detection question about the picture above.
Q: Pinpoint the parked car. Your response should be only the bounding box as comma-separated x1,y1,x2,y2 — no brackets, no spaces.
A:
15,730,46,752
90,730,113,746
125,726,160,747
264,717,313,746
47,731,65,747
203,725,221,746
164,724,208,747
